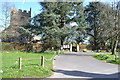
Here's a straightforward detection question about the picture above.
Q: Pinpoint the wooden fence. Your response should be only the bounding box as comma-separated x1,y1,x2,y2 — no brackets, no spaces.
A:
2,56,46,69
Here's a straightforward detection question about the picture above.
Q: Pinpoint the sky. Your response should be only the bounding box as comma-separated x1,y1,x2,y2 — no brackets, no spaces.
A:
0,0,119,32
0,1,88,31
0,2,41,18
0,0,119,44
0,2,42,31
14,2,42,17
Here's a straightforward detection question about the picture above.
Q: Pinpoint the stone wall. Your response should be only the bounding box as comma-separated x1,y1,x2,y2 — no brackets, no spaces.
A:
10,8,31,26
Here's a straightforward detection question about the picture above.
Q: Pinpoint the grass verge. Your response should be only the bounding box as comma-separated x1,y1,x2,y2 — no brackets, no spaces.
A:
93,54,120,65
1,51,63,78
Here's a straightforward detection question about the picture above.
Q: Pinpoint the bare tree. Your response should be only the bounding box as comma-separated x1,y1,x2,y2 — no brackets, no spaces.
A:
1,2,12,29
110,1,120,55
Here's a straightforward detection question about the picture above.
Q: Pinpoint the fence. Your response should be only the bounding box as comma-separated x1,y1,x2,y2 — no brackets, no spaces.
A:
2,55,55,70
2,51,61,70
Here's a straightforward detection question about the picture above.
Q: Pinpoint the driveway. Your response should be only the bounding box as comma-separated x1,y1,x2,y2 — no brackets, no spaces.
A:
50,52,119,79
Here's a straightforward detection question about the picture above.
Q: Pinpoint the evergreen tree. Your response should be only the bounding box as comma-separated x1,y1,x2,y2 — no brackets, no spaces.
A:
85,2,114,51
31,2,87,48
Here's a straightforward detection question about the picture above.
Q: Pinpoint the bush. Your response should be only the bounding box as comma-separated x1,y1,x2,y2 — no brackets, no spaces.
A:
106,60,116,63
2,43,16,51
93,54,109,60
106,59,120,64
93,54,120,65
116,49,120,52
1,42,33,52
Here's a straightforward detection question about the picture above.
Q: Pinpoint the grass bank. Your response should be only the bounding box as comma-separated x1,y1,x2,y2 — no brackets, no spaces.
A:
93,54,120,65
1,51,62,78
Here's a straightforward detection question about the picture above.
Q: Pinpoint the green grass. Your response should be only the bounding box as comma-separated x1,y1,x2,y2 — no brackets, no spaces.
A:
93,54,120,65
1,51,62,78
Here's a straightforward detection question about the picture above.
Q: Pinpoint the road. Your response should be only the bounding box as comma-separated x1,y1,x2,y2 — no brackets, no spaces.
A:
50,52,119,79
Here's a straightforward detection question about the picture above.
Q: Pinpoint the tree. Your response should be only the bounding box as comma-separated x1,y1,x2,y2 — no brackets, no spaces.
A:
30,2,87,49
85,2,115,51
1,25,32,43
85,2,120,54
85,2,104,51
110,2,120,55
0,2,13,43
0,2,12,29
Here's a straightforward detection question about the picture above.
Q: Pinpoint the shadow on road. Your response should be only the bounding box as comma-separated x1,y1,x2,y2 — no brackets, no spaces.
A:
55,69,120,79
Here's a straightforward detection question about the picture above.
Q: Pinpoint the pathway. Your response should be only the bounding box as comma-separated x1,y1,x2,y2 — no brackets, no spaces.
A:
50,52,119,79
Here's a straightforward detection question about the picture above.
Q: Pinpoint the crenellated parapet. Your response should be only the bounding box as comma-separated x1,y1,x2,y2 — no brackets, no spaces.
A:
10,5,31,26
18,9,31,14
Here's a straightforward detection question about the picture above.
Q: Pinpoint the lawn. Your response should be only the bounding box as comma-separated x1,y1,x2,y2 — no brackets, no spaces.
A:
1,51,61,78
93,54,120,65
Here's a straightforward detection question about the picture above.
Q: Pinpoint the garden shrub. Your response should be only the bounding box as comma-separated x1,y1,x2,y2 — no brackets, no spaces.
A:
93,54,120,65
1,42,33,52
116,49,120,52
94,54,109,60
2,43,16,51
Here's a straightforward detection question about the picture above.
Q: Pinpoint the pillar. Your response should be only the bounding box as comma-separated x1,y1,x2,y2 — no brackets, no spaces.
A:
70,44,72,52
77,44,79,52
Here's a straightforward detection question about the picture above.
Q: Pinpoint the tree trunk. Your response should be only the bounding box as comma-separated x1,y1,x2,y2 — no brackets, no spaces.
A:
93,15,99,52
110,39,114,52
94,38,98,52
111,36,118,55
60,15,64,28
61,40,64,46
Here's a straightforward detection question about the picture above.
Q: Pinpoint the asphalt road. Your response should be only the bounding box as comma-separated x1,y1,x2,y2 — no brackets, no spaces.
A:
50,52,119,79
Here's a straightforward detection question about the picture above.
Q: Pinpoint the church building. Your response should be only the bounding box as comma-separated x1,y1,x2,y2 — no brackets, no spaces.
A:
1,5,32,43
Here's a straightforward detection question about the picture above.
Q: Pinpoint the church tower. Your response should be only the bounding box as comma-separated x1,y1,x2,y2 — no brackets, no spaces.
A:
10,5,31,26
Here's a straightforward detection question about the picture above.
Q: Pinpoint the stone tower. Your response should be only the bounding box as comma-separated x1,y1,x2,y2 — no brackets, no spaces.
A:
10,5,31,26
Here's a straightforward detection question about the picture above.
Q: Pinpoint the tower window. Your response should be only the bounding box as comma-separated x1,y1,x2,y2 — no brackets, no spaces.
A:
21,17,24,20
13,18,16,20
